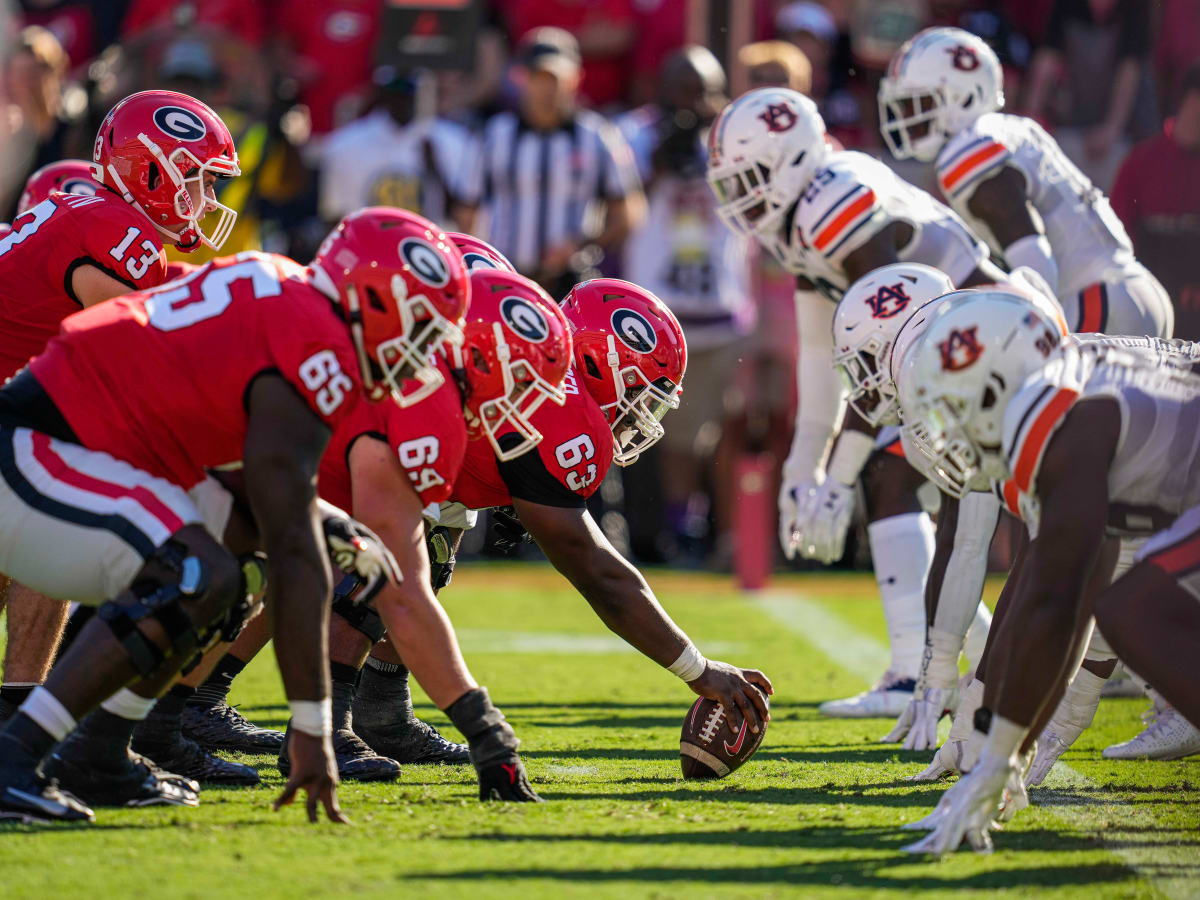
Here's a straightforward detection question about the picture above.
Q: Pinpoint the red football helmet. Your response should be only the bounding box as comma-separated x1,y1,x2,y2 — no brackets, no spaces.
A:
449,269,572,461
446,232,517,273
17,160,98,215
91,90,240,252
310,207,470,406
561,278,687,465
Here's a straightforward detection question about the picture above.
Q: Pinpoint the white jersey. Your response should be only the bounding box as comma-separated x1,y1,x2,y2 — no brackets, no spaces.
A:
999,341,1200,539
767,151,988,302
936,114,1136,298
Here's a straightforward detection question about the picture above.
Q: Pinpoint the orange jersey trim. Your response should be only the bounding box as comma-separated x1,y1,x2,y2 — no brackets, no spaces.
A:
813,189,876,251
1013,388,1078,494
940,142,1006,192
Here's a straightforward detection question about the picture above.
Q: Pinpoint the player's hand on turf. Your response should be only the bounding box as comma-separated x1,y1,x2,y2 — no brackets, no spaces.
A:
688,661,773,735
477,757,542,802
322,513,402,605
777,478,811,559
274,730,350,824
883,686,951,750
902,748,1013,855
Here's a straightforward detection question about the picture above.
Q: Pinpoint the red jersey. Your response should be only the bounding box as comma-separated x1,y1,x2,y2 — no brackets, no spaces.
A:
30,252,362,490
319,357,467,512
0,190,166,380
451,369,614,510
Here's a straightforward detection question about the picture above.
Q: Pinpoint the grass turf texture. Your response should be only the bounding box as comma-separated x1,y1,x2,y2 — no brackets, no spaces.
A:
1,564,1198,899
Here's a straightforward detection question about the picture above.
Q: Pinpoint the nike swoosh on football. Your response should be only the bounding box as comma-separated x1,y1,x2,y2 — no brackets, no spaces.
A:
724,720,749,755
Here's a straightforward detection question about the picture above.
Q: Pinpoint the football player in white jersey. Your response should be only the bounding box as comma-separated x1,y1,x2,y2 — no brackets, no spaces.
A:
707,88,1006,717
879,26,1173,340
894,290,1200,855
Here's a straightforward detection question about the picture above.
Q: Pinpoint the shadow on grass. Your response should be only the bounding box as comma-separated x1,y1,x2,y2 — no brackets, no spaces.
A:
536,784,948,809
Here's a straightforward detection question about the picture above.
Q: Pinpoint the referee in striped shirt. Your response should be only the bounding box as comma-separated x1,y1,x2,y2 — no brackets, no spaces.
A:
459,28,645,296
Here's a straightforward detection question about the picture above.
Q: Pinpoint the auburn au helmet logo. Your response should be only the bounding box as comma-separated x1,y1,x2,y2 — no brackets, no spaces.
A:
939,327,984,371
865,282,912,319
758,102,798,133
947,45,980,72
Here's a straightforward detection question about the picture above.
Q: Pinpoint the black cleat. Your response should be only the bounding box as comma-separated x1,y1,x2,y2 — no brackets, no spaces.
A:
0,763,94,824
133,733,260,786
41,736,198,809
278,723,401,782
355,718,470,766
181,703,285,754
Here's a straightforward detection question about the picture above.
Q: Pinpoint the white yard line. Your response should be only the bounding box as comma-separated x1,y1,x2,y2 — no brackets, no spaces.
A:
751,589,1198,900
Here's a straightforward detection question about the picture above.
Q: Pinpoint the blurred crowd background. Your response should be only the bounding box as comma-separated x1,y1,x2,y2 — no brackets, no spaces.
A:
0,0,1198,574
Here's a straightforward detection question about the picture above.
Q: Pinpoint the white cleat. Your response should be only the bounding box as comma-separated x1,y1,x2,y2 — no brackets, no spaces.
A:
1103,705,1200,760
819,671,916,718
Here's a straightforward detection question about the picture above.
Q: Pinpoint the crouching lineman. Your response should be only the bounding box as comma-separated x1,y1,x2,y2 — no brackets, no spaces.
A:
406,276,773,736
895,289,1200,854
0,211,473,824
278,244,571,796
880,26,1172,340
0,91,240,728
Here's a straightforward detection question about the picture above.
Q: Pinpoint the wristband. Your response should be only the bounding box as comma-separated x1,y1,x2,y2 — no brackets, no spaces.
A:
826,429,875,486
983,714,1026,760
290,698,332,737
667,642,707,682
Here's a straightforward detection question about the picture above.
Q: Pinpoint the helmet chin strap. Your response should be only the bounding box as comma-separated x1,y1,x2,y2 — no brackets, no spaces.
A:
344,284,377,396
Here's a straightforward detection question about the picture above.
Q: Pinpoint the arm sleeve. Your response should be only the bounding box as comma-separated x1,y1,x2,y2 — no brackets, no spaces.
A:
495,433,586,509
781,288,845,485
930,491,1001,642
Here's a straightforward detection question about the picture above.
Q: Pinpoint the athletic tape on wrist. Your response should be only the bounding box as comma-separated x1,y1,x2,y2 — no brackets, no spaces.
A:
826,429,876,487
290,698,332,737
667,642,707,682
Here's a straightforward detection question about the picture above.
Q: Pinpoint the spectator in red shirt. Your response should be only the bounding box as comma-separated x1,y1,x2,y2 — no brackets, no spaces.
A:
1111,64,1200,339
503,0,636,108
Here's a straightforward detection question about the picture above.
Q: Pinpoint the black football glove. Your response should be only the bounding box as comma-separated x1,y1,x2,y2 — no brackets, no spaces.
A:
319,503,401,606
477,758,540,802
490,506,531,554
445,687,543,803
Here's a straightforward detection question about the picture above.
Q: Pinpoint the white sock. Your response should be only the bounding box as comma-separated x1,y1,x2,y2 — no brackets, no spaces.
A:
101,688,157,721
964,601,992,671
867,512,935,680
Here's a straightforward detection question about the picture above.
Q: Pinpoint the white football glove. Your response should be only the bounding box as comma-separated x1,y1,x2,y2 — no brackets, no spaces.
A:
320,510,402,605
882,685,954,751
793,479,855,565
902,748,1016,856
777,477,813,560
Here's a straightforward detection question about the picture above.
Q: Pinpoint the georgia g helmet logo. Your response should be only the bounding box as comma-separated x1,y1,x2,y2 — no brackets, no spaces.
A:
611,308,657,353
461,251,501,272
938,326,984,371
865,282,912,319
152,106,207,142
948,45,980,72
500,296,550,343
399,237,451,287
757,102,798,133
60,178,98,198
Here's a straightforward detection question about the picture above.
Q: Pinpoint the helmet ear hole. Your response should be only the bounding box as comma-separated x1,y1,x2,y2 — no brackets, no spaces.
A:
584,355,601,379
364,287,387,314
790,150,806,167
981,385,997,410
147,163,160,191
470,347,490,374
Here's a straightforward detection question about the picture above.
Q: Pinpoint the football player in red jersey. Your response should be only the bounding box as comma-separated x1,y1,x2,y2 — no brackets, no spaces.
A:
0,92,239,748
360,277,774,743
0,207,466,825
283,267,569,797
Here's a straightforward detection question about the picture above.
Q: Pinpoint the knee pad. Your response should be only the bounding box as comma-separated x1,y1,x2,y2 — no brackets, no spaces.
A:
331,573,386,643
98,541,209,677
427,525,456,592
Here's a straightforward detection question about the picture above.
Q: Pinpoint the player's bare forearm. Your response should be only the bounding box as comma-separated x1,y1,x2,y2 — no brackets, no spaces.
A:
243,374,334,703
521,501,690,666
926,494,960,621
987,403,1117,727
349,436,477,708
967,167,1039,249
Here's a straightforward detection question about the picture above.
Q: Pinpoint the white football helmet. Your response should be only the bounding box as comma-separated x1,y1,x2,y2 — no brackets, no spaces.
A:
833,263,955,427
878,27,1004,162
897,290,1069,492
707,88,827,240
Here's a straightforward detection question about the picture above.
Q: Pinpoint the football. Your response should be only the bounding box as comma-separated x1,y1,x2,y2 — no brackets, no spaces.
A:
679,688,769,779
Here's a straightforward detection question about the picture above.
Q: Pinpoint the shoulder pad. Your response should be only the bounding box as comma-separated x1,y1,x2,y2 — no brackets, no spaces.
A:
796,154,883,260
936,116,1012,199
1000,346,1090,495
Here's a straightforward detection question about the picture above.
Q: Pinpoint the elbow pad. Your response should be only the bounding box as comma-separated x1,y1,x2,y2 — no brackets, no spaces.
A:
1004,234,1059,296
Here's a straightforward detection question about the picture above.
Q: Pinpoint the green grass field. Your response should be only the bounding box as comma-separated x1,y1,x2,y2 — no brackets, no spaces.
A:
2,564,1198,899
